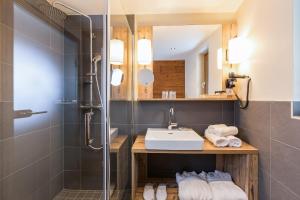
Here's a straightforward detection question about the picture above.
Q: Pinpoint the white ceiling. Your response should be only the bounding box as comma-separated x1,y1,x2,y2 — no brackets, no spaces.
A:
118,0,244,14
48,0,244,15
47,0,106,15
153,25,220,60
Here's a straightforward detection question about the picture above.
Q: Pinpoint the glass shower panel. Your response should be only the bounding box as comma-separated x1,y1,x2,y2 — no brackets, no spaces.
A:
109,12,135,199
0,0,108,199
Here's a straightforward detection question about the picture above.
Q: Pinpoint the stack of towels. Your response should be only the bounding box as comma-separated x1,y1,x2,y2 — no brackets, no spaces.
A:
176,171,248,200
205,124,242,147
176,171,213,200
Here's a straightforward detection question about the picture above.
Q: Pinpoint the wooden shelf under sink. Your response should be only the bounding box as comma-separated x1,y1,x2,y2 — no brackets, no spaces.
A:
134,187,179,200
131,135,258,200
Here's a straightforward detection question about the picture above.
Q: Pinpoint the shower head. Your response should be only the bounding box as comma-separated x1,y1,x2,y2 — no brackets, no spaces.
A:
93,54,102,63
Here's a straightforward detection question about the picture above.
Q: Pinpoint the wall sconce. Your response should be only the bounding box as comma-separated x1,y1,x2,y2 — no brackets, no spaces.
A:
110,39,124,65
137,39,152,65
227,37,250,64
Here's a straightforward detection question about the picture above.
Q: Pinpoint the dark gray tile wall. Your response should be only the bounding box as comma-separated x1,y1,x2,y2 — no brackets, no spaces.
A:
63,15,104,190
235,101,300,200
0,1,64,199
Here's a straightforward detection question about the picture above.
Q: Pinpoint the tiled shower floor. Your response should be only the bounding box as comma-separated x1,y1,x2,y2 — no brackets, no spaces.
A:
53,189,103,200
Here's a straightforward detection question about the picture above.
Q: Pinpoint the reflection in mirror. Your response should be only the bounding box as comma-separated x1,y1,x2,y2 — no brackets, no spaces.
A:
137,24,223,99
111,68,124,86
110,15,133,100
138,68,154,86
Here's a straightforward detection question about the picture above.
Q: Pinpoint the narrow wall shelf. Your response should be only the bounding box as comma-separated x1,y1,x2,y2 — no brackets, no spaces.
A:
137,95,237,102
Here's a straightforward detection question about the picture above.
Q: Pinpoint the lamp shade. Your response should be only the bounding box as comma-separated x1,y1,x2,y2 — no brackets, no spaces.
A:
228,37,250,64
137,39,152,65
110,39,124,65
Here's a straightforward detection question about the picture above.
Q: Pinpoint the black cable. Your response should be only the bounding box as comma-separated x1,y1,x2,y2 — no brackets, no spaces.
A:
234,78,251,109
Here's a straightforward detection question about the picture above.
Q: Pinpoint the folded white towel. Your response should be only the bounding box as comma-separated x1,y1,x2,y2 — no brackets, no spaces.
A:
178,176,213,200
156,184,167,200
176,172,212,200
143,184,155,200
205,130,229,147
208,124,238,137
209,181,248,200
227,135,242,147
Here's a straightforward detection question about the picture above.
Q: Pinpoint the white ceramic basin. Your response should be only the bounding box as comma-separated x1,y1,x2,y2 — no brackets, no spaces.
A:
145,128,204,150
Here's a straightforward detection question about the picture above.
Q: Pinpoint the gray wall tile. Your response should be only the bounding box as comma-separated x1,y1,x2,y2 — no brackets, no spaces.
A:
271,140,300,196
50,173,63,199
2,128,50,177
271,102,300,148
50,125,63,152
64,171,80,189
64,123,81,146
236,101,300,199
50,149,63,179
270,178,300,200
64,147,80,171
259,168,271,200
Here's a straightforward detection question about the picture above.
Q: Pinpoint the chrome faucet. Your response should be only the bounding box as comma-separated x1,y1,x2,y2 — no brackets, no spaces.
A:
168,107,178,130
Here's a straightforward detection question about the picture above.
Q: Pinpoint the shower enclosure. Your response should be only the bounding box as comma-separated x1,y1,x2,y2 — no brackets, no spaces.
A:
0,0,135,198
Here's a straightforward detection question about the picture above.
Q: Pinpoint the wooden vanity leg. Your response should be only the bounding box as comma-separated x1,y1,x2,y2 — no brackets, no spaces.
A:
132,152,137,199
247,154,258,200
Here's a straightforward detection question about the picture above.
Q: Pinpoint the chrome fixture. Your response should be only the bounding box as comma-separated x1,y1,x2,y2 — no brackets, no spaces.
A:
14,109,48,119
52,1,103,151
168,107,178,130
84,111,103,151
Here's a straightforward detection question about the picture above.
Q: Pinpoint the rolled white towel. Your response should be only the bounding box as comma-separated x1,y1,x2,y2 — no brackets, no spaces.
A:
178,176,213,200
156,184,167,200
143,184,155,200
209,181,248,200
208,124,238,137
227,135,242,147
205,129,229,147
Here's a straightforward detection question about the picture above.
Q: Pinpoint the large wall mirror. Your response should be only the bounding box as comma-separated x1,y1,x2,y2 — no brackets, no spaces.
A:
152,25,222,98
137,24,223,99
136,22,225,100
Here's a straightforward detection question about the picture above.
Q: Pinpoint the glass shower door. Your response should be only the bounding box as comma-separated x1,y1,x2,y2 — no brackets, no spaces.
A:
0,0,109,199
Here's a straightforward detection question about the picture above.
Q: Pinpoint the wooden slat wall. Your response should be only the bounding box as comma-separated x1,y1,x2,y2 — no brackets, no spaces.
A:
222,23,238,90
153,60,185,98
111,26,129,100
136,26,153,99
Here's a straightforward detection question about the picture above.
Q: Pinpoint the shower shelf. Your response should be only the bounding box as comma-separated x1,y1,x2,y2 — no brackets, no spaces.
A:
131,135,258,200
55,100,78,104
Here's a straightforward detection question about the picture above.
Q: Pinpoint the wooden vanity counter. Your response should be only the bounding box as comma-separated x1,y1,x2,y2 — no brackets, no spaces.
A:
132,135,258,200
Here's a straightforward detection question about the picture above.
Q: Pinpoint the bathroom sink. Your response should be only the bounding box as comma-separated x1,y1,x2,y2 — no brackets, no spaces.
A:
145,128,204,150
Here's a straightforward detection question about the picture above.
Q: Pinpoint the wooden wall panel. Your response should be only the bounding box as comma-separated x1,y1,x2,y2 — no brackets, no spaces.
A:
136,26,153,99
222,23,238,90
111,27,129,100
153,60,185,98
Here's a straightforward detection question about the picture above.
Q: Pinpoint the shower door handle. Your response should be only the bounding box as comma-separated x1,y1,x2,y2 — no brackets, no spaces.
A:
14,109,48,119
